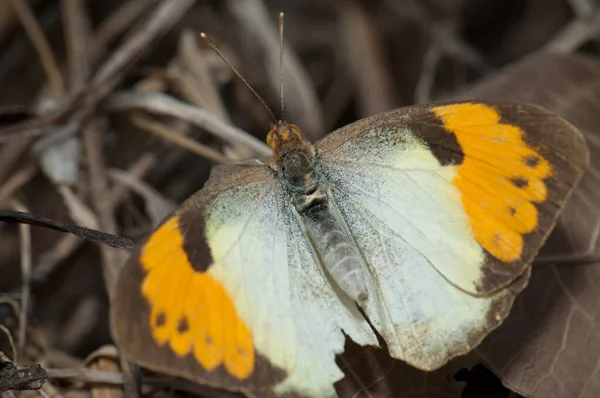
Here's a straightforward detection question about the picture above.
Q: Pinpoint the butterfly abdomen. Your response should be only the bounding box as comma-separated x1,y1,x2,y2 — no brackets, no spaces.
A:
281,151,369,302
303,204,369,302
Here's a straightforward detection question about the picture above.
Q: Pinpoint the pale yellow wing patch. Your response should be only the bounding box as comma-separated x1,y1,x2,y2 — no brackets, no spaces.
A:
204,181,378,398
317,125,487,295
326,191,528,370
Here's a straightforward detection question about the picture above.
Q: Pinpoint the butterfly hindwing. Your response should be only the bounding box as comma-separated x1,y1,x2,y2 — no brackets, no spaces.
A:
314,100,588,370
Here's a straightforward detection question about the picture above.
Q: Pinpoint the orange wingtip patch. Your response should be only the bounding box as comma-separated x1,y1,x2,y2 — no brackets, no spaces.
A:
139,217,254,379
432,103,552,263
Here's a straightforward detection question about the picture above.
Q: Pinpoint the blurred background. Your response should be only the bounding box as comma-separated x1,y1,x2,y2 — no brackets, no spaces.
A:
0,0,599,397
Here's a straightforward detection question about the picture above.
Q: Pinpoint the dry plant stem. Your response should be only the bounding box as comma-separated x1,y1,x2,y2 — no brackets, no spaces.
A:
31,235,81,284
107,91,272,157
0,325,17,363
119,359,140,398
338,0,397,116
89,356,125,398
0,138,34,184
27,154,156,285
56,185,99,230
40,380,61,398
45,350,85,369
105,154,158,209
62,1,126,297
384,0,491,73
226,0,324,141
433,25,491,73
170,32,250,160
543,9,600,53
415,44,441,104
0,0,195,141
46,368,124,385
0,0,90,182
108,168,176,226
9,0,66,99
2,390,16,398
84,345,120,365
0,1,133,178
61,0,92,90
59,298,101,352
44,368,241,398
568,0,595,16
83,121,125,300
77,0,197,122
0,164,37,205
7,200,32,358
108,170,174,221
129,113,232,164
0,297,20,322
534,251,600,266
94,0,153,59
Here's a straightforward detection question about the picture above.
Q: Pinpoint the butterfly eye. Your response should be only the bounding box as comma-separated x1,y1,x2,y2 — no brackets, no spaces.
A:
288,124,301,137
266,127,276,149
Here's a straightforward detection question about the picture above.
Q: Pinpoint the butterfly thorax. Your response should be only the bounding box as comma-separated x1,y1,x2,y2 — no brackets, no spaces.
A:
280,151,325,213
268,120,324,212
269,122,369,303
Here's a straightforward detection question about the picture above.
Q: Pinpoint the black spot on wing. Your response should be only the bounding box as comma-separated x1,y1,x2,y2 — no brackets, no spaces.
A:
524,155,540,168
177,317,190,333
510,176,529,188
155,312,166,327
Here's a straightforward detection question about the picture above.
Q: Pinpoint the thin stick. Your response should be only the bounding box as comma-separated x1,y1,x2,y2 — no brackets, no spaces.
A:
8,200,32,358
130,113,232,164
0,325,17,363
0,211,135,250
107,91,272,156
0,164,37,205
200,32,278,123
10,0,66,98
279,12,285,121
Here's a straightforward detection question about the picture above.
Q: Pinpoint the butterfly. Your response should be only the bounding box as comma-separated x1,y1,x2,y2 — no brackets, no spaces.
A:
109,16,589,398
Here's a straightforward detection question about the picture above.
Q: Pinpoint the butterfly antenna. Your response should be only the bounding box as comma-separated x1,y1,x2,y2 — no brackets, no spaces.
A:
278,12,285,121
200,32,278,124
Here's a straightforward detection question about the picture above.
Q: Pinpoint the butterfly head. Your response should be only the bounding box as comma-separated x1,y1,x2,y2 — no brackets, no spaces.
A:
266,120,307,158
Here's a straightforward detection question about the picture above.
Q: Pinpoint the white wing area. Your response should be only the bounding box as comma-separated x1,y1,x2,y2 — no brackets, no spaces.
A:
317,128,523,370
204,179,378,397
318,127,487,294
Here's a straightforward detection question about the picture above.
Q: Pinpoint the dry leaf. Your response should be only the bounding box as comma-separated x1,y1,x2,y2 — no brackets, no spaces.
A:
453,52,600,398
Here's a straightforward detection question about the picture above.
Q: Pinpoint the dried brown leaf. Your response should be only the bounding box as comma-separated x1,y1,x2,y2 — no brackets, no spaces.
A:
453,52,600,398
